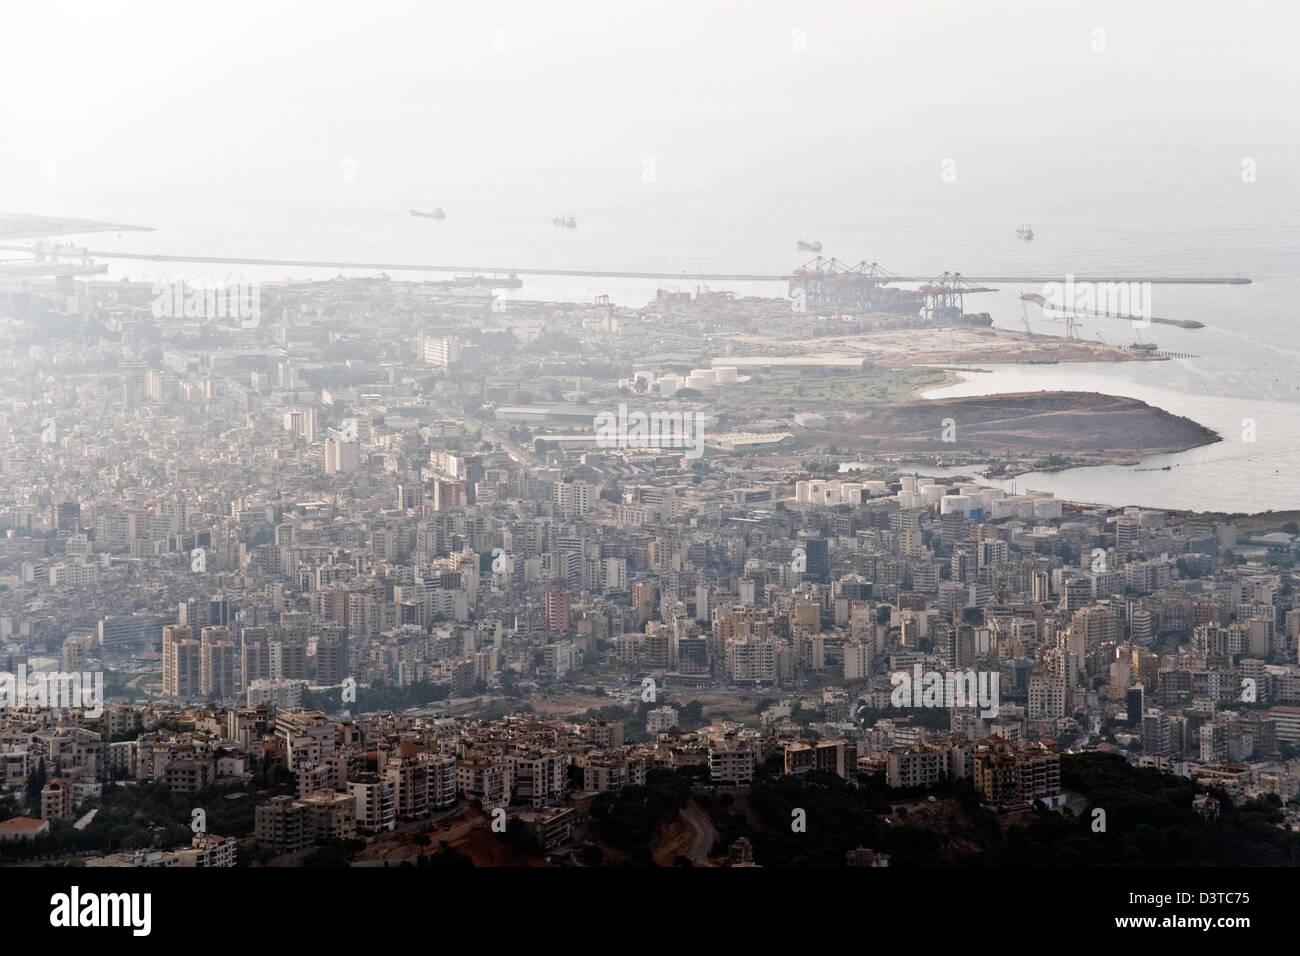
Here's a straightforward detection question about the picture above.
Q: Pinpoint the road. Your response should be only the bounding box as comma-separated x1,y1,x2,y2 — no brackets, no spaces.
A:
681,804,717,865
429,394,538,468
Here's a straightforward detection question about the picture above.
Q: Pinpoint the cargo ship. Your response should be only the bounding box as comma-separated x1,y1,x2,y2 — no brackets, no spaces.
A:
434,272,524,289
796,238,823,252
411,208,446,219
1017,223,1034,240
465,271,523,289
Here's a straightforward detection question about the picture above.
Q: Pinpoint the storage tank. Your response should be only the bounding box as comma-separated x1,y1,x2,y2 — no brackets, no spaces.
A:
1033,498,1063,519
920,484,946,506
941,494,971,515
989,498,1017,520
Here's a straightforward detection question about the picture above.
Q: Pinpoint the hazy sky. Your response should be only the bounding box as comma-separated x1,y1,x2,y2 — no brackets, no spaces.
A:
2,0,1295,209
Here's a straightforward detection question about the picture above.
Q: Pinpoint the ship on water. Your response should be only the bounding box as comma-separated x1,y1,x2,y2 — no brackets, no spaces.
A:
454,271,523,288
1017,223,1034,240
1130,331,1158,351
796,238,822,252
411,208,446,219
553,216,577,228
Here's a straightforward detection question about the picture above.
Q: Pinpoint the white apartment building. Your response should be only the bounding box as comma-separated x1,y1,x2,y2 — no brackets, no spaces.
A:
350,775,396,834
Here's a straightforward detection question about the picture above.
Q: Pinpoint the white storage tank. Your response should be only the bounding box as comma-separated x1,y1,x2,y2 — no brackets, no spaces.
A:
941,494,972,515
920,484,946,506
990,498,1017,519
1033,498,1063,519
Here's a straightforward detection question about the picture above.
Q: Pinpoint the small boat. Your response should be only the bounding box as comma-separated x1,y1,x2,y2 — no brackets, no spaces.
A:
1130,341,1158,352
1017,223,1034,240
553,216,577,228
796,238,823,252
411,208,446,219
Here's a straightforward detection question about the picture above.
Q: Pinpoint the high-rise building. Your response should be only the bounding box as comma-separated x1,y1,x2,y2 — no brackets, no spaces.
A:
350,774,396,834
54,501,81,534
420,753,458,810
162,625,200,698
1126,686,1144,725
419,332,460,368
200,626,235,698
545,589,570,633
60,632,96,672
633,580,655,623
325,437,358,475
462,455,484,505
240,627,270,691
119,359,148,412
315,626,349,685
844,641,873,681
254,795,311,854
804,538,829,584
1070,605,1119,668
272,626,309,681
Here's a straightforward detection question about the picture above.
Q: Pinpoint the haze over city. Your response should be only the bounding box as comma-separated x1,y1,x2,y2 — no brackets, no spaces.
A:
0,2,1295,932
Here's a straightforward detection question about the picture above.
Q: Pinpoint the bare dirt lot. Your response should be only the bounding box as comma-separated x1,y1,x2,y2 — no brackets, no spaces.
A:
793,390,1219,460
727,325,1158,368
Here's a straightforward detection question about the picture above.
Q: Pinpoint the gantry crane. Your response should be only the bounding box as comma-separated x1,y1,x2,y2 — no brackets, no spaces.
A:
916,272,998,320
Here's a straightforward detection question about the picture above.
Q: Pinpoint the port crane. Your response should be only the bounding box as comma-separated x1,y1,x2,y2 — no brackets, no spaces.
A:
788,258,915,312
916,272,997,320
